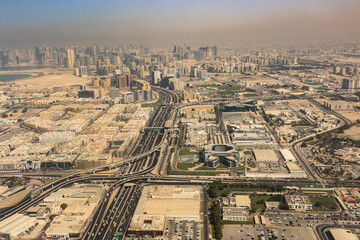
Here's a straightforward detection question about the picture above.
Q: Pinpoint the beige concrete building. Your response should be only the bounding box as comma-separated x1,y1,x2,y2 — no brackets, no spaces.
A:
235,195,251,208
44,184,106,239
128,185,202,238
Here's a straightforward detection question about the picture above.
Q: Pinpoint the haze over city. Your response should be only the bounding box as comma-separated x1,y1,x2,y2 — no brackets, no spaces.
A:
1,0,360,48
0,1,360,240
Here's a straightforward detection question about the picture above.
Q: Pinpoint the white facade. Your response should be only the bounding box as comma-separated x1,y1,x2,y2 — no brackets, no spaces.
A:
152,70,161,85
39,132,75,142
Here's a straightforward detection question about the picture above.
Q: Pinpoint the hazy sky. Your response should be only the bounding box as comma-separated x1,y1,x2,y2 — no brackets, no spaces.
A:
1,0,360,49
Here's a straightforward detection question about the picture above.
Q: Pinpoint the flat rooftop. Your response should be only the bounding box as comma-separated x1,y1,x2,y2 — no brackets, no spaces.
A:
235,195,251,207
134,185,202,221
328,228,359,240
285,195,312,205
253,149,278,162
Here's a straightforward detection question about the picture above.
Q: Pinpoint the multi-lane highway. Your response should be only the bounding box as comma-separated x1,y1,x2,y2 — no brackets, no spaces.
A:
0,87,176,217
82,88,180,239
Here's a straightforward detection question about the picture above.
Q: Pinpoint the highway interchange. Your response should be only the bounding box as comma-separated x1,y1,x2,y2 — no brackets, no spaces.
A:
0,88,359,240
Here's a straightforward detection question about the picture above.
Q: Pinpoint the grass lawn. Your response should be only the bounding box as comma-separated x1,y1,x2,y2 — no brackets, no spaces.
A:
244,93,259,97
310,197,338,211
248,162,256,168
244,151,252,155
222,219,255,225
202,84,244,91
196,164,229,170
315,87,329,91
219,90,244,96
196,166,214,170
177,162,196,170
250,195,283,211
216,163,229,169
179,148,197,156
307,140,317,145
250,195,271,211
167,170,224,176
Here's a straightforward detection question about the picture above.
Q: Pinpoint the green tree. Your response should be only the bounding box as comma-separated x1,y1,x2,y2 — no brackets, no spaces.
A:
279,196,289,210
60,203,68,210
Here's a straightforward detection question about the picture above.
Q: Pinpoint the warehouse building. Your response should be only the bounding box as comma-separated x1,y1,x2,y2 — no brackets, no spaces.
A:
326,229,359,240
0,214,45,239
253,149,280,170
44,184,106,239
128,185,202,238
280,149,296,162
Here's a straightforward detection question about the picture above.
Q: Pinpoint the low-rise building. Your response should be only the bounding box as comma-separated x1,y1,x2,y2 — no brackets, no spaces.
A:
253,149,279,170
39,132,75,142
327,228,359,240
235,195,251,208
222,207,249,221
265,201,280,210
44,184,106,239
285,195,313,210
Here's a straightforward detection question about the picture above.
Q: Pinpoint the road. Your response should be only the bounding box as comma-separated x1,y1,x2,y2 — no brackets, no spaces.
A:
80,87,181,240
289,98,352,181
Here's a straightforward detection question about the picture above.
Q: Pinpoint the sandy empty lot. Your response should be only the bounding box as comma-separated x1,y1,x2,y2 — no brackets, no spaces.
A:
340,125,360,140
17,74,91,87
339,111,360,123
2,67,91,87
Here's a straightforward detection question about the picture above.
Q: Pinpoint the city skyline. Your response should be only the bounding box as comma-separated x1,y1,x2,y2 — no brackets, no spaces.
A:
1,0,360,49
0,1,360,240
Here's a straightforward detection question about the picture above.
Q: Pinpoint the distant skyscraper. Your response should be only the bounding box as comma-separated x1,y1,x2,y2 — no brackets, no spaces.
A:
34,46,45,65
79,66,88,77
116,74,135,90
114,55,122,66
212,45,217,58
0,51,9,66
66,49,75,68
16,55,20,65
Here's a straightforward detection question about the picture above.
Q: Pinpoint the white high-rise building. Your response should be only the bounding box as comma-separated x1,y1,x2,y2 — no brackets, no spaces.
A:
79,66,88,77
151,71,161,85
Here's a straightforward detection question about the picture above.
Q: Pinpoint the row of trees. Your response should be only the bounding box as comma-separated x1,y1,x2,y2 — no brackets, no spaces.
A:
208,180,284,199
209,201,222,240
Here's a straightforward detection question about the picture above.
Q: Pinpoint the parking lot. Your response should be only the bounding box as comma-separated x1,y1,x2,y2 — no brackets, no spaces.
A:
266,213,337,228
164,220,202,240
222,213,335,240
223,224,317,240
